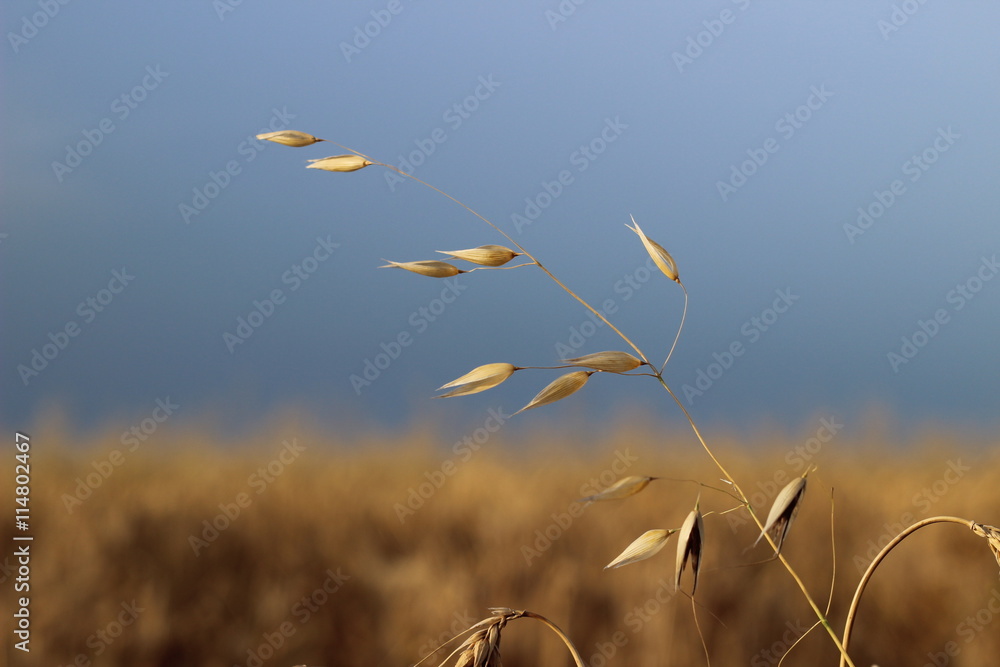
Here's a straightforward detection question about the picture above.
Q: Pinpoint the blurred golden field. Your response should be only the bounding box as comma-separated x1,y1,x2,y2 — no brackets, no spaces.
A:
3,414,999,667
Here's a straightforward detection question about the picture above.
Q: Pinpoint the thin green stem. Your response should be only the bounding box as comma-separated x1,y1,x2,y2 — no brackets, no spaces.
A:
661,281,688,373
840,516,975,667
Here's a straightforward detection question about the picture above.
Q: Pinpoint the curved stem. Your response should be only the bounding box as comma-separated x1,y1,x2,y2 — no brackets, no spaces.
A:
840,516,975,667
661,281,688,373
362,158,653,368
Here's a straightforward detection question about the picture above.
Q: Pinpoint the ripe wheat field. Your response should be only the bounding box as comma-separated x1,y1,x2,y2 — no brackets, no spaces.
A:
2,415,998,667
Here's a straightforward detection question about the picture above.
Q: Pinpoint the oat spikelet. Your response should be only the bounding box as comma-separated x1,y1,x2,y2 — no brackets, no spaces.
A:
380,260,465,278
436,363,516,398
675,504,704,594
453,614,506,667
972,522,1000,571
255,130,326,147
627,215,679,282
305,154,373,172
562,351,644,373
514,371,592,415
437,245,521,267
605,529,676,569
580,475,658,503
753,471,808,554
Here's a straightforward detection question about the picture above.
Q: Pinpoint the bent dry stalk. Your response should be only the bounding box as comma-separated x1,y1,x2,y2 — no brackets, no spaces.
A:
256,130,988,667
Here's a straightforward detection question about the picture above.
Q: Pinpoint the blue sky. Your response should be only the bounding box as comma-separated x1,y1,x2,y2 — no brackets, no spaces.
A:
3,1,999,439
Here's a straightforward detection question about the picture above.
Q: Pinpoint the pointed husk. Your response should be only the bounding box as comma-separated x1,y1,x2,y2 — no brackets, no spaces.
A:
380,260,464,278
437,245,520,267
562,351,644,373
627,215,679,282
605,529,676,569
675,506,704,594
436,364,516,398
306,154,373,172
753,474,807,554
580,475,658,503
972,522,1000,571
255,130,326,147
514,371,592,415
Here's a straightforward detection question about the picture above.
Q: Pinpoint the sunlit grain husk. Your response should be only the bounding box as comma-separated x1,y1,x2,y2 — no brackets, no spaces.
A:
972,522,1000,571
439,363,517,390
753,475,807,554
255,130,326,147
562,351,644,373
453,614,506,667
380,260,464,278
514,371,592,415
437,245,520,267
675,506,704,594
305,154,373,172
436,364,516,398
580,475,658,503
627,215,679,282
604,529,676,569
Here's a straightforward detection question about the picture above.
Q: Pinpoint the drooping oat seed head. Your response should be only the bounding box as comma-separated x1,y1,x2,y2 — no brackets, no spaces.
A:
604,528,677,569
562,351,645,373
380,260,465,278
436,363,517,398
305,154,373,172
579,475,658,503
453,613,508,667
436,245,521,267
514,371,592,415
675,503,704,594
627,215,679,283
753,470,809,554
972,522,1000,572
255,130,327,147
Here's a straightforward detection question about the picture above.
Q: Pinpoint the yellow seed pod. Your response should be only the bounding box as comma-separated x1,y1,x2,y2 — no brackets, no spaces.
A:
255,130,326,147
379,260,464,278
562,351,644,373
605,529,677,570
306,154,373,172
627,215,679,283
436,245,520,267
514,371,592,415
439,363,517,390
675,504,704,594
580,475,658,503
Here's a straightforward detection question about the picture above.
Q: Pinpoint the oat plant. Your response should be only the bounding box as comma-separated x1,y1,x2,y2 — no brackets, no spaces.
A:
259,131,999,667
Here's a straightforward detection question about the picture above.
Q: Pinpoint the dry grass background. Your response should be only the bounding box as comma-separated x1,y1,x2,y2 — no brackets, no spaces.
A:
3,414,999,667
